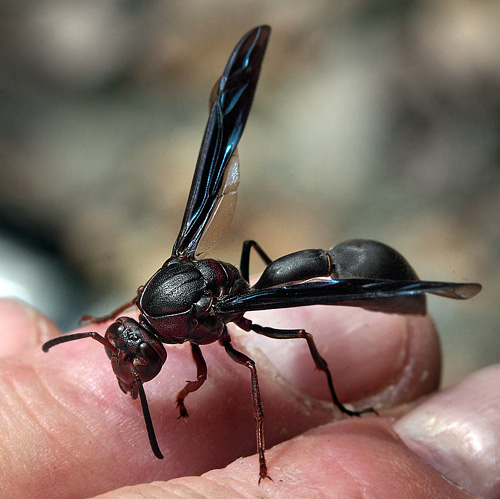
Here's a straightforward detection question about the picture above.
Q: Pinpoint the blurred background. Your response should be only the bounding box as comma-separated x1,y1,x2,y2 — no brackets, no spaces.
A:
0,0,498,386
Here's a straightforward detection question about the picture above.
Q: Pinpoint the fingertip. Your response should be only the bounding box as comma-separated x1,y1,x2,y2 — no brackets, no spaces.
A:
395,365,500,499
0,298,61,357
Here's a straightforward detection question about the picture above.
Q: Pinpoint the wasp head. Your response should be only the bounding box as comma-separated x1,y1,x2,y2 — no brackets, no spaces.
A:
104,317,167,398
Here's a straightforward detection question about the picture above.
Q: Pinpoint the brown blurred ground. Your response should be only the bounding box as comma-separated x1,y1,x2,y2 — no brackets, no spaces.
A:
0,0,498,386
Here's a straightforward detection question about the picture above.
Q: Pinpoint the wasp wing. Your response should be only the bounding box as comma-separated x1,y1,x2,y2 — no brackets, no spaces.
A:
216,279,481,315
172,25,270,258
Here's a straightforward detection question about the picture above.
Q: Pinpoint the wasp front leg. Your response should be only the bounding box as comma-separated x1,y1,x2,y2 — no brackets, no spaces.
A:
80,287,143,325
176,343,208,418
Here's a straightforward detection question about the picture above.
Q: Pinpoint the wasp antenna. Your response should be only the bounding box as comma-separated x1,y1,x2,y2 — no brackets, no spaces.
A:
42,332,98,352
136,373,164,459
42,331,117,353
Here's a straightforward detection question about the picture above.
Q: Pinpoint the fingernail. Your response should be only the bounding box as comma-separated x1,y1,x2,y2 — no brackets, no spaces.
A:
394,365,500,499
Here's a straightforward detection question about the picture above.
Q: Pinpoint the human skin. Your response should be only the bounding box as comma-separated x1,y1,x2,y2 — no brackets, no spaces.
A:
0,297,496,498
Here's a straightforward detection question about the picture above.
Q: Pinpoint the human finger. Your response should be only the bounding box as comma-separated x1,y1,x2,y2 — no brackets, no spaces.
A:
395,364,500,499
91,419,474,499
0,305,439,497
0,298,59,358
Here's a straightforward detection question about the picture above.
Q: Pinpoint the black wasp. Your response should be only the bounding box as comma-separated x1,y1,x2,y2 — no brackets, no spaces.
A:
43,25,481,482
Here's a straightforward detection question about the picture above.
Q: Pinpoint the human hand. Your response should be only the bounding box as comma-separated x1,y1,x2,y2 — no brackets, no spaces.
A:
0,297,496,498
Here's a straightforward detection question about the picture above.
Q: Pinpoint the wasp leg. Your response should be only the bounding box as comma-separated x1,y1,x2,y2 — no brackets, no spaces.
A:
80,289,142,325
176,343,208,418
240,240,272,282
236,317,377,417
219,329,271,484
